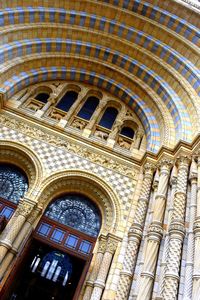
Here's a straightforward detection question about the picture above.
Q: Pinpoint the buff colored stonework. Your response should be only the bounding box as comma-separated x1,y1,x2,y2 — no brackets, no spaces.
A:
0,0,199,299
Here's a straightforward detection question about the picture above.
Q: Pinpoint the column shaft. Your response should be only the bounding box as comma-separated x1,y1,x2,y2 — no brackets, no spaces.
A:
136,160,172,300
163,156,190,299
116,163,155,300
183,161,197,299
192,156,200,299
90,238,117,300
83,237,106,300
156,166,177,298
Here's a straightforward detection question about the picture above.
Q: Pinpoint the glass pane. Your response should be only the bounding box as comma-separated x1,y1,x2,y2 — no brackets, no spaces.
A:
79,240,92,254
77,96,99,120
37,223,52,237
99,107,118,129
0,164,28,204
38,251,73,284
35,93,49,103
56,91,78,111
0,206,14,219
45,194,101,237
50,228,65,243
65,234,78,249
120,127,135,139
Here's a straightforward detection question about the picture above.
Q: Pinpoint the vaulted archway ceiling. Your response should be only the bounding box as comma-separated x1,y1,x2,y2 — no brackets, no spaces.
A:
0,0,199,153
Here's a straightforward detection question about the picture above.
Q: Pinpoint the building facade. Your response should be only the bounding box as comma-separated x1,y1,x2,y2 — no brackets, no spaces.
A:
0,0,199,299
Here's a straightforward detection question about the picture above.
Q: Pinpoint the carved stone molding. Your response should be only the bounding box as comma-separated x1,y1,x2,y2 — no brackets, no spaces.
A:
128,223,143,240
169,221,185,238
15,202,34,218
0,140,42,192
37,170,121,233
157,158,173,171
148,222,163,240
0,114,137,179
193,217,200,234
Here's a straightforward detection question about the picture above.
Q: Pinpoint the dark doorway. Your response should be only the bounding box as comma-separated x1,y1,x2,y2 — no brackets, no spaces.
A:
4,240,85,300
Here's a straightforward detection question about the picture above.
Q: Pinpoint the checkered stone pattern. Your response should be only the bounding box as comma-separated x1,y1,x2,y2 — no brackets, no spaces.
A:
0,126,135,213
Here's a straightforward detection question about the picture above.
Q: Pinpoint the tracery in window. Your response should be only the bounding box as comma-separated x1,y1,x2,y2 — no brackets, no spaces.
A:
0,164,28,204
56,91,78,112
45,194,101,237
99,107,118,129
77,96,99,120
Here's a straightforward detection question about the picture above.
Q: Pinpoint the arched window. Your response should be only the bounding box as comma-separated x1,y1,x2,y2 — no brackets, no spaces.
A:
35,93,49,103
77,97,99,120
56,91,78,112
45,194,101,237
120,127,135,139
36,194,101,257
0,164,28,219
99,107,118,129
0,164,28,204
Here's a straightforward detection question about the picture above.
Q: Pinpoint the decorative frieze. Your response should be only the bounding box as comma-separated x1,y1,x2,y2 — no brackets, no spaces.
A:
0,114,137,179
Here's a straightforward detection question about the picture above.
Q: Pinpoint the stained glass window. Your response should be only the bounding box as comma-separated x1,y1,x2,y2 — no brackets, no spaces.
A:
0,164,28,204
45,194,101,237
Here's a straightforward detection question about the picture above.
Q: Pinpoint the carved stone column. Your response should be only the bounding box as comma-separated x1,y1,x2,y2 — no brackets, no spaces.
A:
90,236,118,300
156,165,178,299
192,156,200,299
132,170,159,299
116,162,155,300
107,107,127,147
0,206,41,279
35,94,57,117
163,156,190,299
0,198,35,264
133,129,144,150
136,159,172,300
183,159,197,299
82,236,107,300
83,100,107,137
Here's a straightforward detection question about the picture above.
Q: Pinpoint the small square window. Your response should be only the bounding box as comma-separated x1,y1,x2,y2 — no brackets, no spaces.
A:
37,223,52,237
50,228,65,243
0,206,14,219
79,240,92,254
65,234,78,249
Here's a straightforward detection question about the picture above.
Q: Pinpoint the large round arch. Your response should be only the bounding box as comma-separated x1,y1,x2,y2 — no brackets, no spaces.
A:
0,140,44,194
36,170,121,235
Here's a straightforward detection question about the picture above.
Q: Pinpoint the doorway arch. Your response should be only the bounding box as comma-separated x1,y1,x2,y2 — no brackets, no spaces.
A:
4,192,102,300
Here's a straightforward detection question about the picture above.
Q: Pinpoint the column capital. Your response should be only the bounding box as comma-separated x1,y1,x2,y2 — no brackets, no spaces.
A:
97,235,107,254
106,236,119,254
15,198,36,218
176,155,191,168
27,206,42,224
189,158,198,181
157,158,173,172
143,162,156,176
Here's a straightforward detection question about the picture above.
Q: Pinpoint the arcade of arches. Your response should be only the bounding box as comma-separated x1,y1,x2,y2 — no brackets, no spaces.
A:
0,1,200,300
